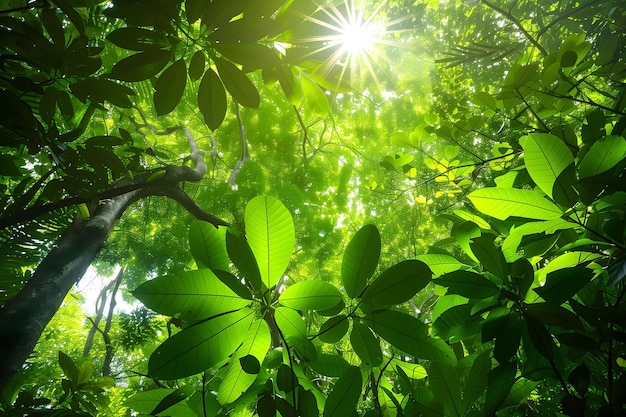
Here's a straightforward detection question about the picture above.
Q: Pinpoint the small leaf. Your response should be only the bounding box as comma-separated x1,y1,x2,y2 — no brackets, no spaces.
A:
188,50,205,81
301,75,329,117
469,235,508,280
198,68,227,131
323,366,362,417
58,351,79,384
277,364,298,393
308,353,351,377
279,280,342,310
342,224,381,298
154,58,187,116
468,188,563,221
214,57,260,108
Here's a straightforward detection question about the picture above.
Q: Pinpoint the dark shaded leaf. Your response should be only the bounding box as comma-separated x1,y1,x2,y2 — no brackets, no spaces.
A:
154,58,187,116
150,385,195,415
534,265,594,305
323,366,362,417
214,56,260,108
436,270,500,299
350,321,382,367
198,68,227,130
341,224,380,299
110,49,170,82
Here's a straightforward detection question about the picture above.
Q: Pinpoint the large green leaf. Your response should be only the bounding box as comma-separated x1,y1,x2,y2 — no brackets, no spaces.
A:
360,260,431,311
214,56,260,108
318,315,350,343
469,235,507,280
109,49,170,81
520,133,574,198
274,306,307,342
436,270,500,299
463,351,491,411
350,321,383,367
132,269,249,321
245,196,294,289
415,254,464,277
323,366,362,417
279,280,342,310
218,320,271,405
226,229,263,291
485,362,517,416
341,224,381,298
189,221,229,271
148,308,254,379
468,188,563,220
534,264,594,305
428,361,463,417
154,58,187,116
363,310,456,365
578,135,626,179
125,389,197,417
308,353,351,377
198,68,227,131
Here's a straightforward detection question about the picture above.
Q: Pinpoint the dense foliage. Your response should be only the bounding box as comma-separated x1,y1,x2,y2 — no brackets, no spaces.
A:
1,0,625,416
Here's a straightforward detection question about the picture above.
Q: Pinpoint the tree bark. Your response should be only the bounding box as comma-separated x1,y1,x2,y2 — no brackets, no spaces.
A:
0,129,228,393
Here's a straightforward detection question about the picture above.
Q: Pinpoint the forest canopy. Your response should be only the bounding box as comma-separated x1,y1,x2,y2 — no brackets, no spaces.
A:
1,0,625,416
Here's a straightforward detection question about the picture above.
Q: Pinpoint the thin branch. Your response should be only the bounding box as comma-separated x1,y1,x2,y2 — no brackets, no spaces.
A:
227,105,250,186
481,0,548,56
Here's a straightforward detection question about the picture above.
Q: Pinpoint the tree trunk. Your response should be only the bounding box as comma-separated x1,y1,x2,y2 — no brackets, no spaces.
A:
0,190,140,392
0,129,228,393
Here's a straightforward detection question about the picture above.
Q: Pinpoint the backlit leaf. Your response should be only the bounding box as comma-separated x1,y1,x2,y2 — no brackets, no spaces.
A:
318,315,349,343
578,135,626,179
520,133,574,198
245,196,294,289
534,264,594,305
468,188,563,220
279,280,342,310
149,308,254,379
342,224,381,298
350,321,382,367
132,269,249,320
189,221,229,271
323,366,362,417
428,361,463,417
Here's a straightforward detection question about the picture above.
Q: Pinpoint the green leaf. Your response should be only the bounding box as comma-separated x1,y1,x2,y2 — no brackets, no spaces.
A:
198,68,227,131
218,320,271,405
226,229,263,291
154,58,187,116
279,280,342,310
323,366,362,417
214,57,260,108
520,133,574,199
301,74,330,117
436,270,500,298
363,310,456,365
524,314,555,361
245,196,294,289
360,260,431,311
485,362,517,416
277,364,298,393
463,351,491,411
318,315,350,343
149,308,254,379
342,224,381,298
109,49,170,82
350,321,383,367
468,188,563,221
415,254,464,277
274,307,306,343
188,50,205,81
151,385,195,415
216,43,280,69
189,221,229,271
106,27,165,51
428,361,463,417
534,264,594,305
392,359,427,379
58,351,79,384
125,388,197,417
308,353,351,377
578,135,626,179
132,269,249,320
469,235,508,280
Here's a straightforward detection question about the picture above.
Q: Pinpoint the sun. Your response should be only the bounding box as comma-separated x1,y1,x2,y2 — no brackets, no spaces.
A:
292,0,393,89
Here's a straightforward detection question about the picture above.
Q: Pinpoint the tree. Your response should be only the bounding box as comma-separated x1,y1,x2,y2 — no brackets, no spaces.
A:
1,0,626,416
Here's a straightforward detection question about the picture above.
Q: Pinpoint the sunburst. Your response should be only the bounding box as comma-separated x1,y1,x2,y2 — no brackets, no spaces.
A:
291,0,397,90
